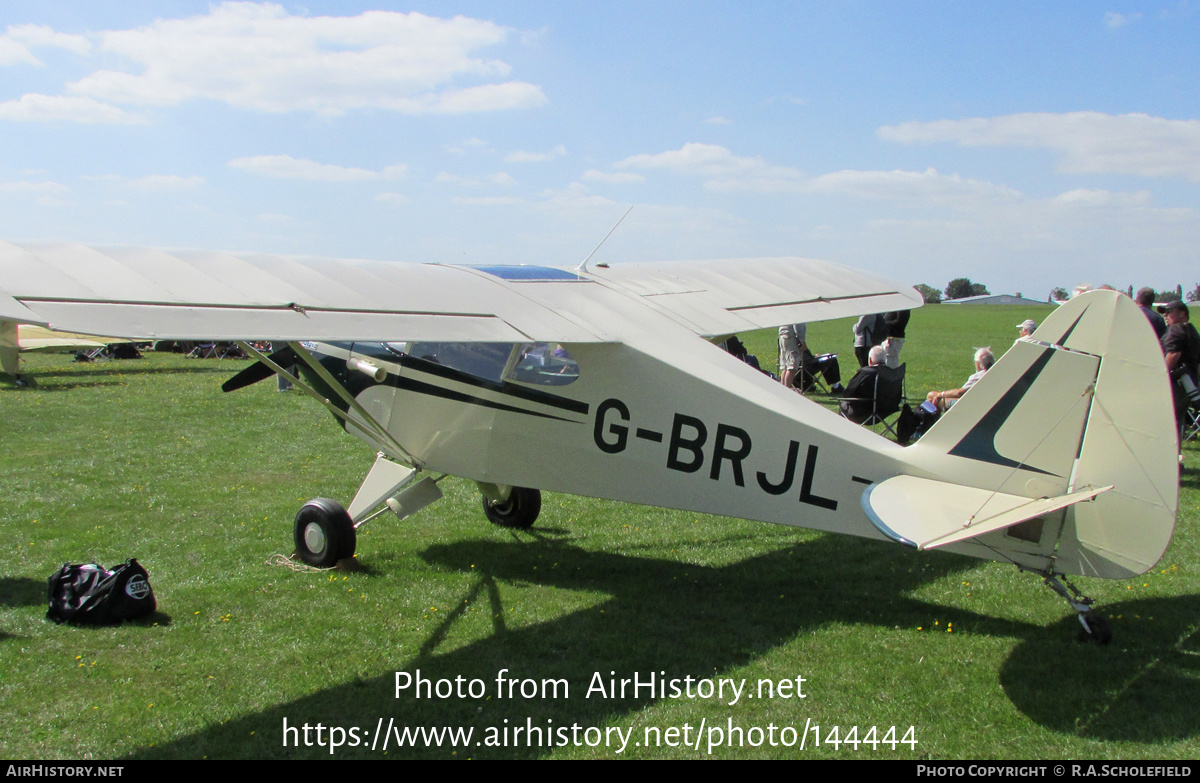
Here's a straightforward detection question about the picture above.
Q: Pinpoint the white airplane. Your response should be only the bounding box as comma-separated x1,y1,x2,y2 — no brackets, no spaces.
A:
0,241,1178,643
0,320,139,385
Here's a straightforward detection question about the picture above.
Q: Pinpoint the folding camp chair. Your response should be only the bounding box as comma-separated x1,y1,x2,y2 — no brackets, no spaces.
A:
838,363,906,438
799,351,841,394
187,342,218,359
1179,374,1200,445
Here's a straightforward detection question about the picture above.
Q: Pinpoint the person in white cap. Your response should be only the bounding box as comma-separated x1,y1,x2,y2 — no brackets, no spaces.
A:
1016,319,1037,338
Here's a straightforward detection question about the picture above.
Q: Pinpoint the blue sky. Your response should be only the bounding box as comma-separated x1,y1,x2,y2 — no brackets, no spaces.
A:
0,1,1197,299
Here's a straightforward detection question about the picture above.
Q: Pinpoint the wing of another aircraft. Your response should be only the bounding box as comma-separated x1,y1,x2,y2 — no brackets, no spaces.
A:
0,242,920,344
15,324,122,352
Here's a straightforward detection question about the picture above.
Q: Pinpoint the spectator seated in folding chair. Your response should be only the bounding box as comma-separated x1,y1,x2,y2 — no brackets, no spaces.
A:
838,346,905,437
1178,373,1200,446
719,335,774,379
779,323,844,394
187,341,244,359
896,346,995,445
186,342,218,359
798,350,843,394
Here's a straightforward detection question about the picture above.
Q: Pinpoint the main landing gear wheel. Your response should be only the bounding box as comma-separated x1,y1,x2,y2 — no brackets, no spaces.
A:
1078,613,1113,645
294,498,356,567
482,487,541,529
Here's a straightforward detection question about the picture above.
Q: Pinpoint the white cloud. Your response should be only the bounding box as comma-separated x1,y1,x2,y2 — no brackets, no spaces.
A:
452,195,524,206
128,174,206,191
1104,11,1142,28
423,83,545,115
703,116,732,125
228,154,402,181
505,144,566,163
375,192,410,205
0,94,145,124
581,170,645,184
436,171,517,187
1054,188,1152,206
0,38,40,67
5,3,546,121
445,137,493,155
255,212,294,224
808,167,1021,204
878,112,1200,181
0,180,70,194
0,23,91,65
615,142,807,192
533,182,618,211
612,143,1025,207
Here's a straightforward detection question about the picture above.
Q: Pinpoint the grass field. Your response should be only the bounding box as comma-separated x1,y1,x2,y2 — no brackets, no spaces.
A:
2,303,1197,760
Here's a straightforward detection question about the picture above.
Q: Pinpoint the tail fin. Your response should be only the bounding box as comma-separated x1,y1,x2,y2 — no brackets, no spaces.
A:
874,291,1177,578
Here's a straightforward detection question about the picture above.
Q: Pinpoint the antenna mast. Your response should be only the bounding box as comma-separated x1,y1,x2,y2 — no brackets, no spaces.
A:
578,205,633,272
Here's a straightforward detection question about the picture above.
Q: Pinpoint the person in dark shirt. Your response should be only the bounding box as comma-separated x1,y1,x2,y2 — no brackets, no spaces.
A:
1137,287,1167,340
1159,301,1200,434
883,310,910,368
839,345,886,423
1161,301,1200,378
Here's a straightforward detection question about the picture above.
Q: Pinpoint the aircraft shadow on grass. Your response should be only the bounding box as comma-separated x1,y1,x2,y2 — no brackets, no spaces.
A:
122,531,1199,759
0,577,47,641
3,363,237,391
0,577,47,611
120,531,1081,760
1001,594,1200,743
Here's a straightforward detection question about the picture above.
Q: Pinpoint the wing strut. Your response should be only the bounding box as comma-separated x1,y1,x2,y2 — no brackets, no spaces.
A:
235,340,421,467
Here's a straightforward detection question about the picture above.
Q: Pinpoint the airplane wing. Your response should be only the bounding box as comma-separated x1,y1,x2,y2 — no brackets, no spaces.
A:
589,257,923,337
0,241,919,343
16,324,127,352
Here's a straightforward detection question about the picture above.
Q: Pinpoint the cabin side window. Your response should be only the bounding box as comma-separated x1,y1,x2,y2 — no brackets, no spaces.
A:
379,341,579,386
506,342,579,386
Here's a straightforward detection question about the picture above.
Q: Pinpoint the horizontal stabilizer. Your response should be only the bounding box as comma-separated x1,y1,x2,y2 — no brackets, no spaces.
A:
862,475,1110,551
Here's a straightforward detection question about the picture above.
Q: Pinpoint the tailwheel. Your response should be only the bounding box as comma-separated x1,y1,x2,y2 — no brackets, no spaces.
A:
294,498,356,567
1036,569,1113,645
1077,613,1113,645
482,487,541,529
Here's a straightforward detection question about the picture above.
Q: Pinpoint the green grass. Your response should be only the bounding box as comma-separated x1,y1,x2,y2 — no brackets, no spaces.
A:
2,304,1197,760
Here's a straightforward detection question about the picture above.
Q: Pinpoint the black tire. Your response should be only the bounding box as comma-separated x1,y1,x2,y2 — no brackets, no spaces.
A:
482,487,541,529
1077,613,1113,645
294,498,356,567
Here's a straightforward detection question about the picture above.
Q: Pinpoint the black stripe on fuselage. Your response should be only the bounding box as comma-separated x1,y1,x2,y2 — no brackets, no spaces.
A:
393,353,590,416
321,342,590,418
390,374,580,422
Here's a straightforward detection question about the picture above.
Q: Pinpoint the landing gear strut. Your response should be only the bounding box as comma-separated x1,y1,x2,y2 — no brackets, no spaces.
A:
294,498,357,567
482,487,541,529
1039,571,1112,645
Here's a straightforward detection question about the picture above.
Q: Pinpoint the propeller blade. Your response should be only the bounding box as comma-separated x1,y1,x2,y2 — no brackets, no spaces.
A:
221,346,296,392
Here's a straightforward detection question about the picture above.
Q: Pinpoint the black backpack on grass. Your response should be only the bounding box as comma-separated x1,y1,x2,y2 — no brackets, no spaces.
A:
47,559,156,625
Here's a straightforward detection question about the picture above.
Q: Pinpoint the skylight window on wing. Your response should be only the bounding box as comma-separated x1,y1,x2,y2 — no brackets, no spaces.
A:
470,265,585,282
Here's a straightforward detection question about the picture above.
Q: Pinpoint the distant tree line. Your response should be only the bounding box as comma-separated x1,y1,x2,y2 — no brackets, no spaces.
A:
911,278,992,304
914,279,1200,305
1047,283,1200,303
